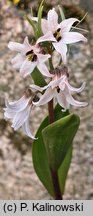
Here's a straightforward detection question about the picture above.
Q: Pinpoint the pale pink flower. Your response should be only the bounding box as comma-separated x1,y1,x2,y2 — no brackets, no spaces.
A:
35,8,87,64
4,88,39,139
32,69,87,111
8,36,52,78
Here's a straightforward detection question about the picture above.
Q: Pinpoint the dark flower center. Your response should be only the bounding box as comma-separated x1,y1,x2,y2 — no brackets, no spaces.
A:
57,87,60,93
53,28,62,42
33,95,39,102
26,50,37,62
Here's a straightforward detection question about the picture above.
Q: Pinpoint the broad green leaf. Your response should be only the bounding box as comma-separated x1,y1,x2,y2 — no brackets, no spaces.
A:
32,67,47,87
58,146,72,194
32,105,69,196
42,114,80,170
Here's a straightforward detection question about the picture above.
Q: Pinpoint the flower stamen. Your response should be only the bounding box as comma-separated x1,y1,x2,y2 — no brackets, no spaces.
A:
26,50,37,62
53,28,62,42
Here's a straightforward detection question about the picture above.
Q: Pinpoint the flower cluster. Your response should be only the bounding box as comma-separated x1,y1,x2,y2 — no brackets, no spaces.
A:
4,8,88,139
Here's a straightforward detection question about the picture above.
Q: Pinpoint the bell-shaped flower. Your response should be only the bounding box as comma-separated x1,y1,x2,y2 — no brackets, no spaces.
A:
36,8,87,64
4,88,39,139
8,36,52,78
32,68,88,111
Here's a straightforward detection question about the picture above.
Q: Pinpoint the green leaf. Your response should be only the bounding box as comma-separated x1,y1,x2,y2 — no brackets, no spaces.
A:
58,145,72,194
58,5,65,20
32,67,47,87
25,15,38,39
37,0,44,37
42,114,80,170
32,115,54,196
32,105,69,196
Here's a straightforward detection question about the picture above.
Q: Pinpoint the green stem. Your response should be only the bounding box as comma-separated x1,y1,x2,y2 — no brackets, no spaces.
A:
47,45,62,199
49,58,54,71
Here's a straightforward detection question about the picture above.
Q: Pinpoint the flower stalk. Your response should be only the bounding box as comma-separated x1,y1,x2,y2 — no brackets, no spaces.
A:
50,169,62,200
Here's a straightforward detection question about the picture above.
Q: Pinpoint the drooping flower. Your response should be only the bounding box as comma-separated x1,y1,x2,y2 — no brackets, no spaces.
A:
8,36,52,78
35,8,87,64
32,67,88,111
4,88,39,139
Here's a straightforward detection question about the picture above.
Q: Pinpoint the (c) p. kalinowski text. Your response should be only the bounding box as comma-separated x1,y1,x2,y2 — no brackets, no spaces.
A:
32,202,84,212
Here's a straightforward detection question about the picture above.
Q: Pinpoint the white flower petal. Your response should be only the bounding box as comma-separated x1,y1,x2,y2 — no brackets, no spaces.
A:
66,81,86,93
11,53,25,69
59,82,66,91
62,32,87,44
65,87,88,107
30,16,49,34
36,31,56,44
33,88,54,106
20,59,37,77
12,107,30,130
23,36,32,51
33,75,66,92
55,90,69,110
4,108,16,119
5,96,30,112
46,75,66,89
37,63,53,77
60,18,78,33
37,53,51,63
41,19,49,34
22,118,36,139
47,8,58,32
8,41,25,52
30,84,45,92
53,41,67,64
